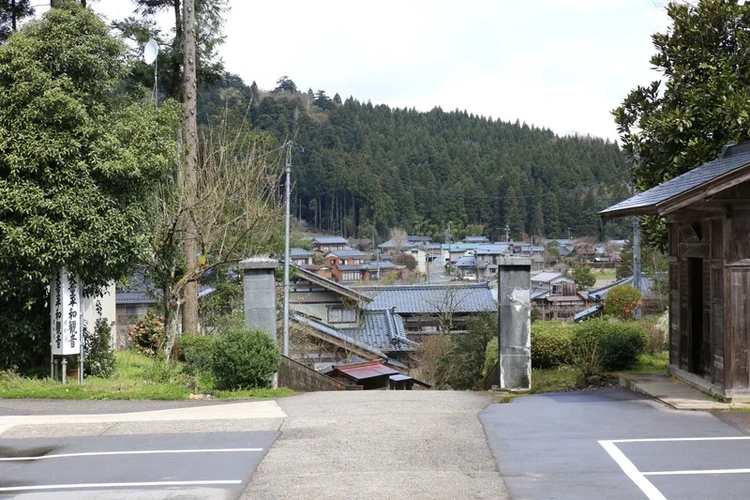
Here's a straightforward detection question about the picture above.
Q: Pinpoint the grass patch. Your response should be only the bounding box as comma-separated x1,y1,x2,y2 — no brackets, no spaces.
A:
595,268,617,280
531,365,579,394
620,350,669,375
0,350,294,400
530,351,669,394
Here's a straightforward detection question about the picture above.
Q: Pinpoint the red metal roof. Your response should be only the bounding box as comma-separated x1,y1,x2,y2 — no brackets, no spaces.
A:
330,360,400,381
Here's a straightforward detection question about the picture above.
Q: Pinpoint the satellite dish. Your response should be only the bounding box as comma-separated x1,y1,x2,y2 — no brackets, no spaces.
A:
143,39,159,65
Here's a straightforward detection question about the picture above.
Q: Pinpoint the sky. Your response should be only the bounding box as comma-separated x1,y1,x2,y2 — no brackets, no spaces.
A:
42,0,672,141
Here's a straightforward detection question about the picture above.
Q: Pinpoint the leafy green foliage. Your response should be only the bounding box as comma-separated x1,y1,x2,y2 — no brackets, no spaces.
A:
128,311,167,357
0,3,180,303
572,319,648,375
571,264,596,290
178,334,215,375
613,0,750,249
604,285,643,320
211,325,280,390
450,312,497,389
531,322,574,368
84,318,116,378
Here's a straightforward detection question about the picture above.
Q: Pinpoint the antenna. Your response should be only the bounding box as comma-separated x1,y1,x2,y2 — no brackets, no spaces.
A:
143,39,159,104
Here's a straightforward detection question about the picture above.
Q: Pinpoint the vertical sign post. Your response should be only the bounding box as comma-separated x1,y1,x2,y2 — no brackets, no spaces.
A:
50,267,83,384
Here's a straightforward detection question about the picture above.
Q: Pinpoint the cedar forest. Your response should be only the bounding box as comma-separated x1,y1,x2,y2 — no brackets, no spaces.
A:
200,75,633,243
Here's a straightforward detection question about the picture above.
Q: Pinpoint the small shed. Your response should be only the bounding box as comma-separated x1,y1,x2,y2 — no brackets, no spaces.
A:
600,142,750,401
324,359,430,390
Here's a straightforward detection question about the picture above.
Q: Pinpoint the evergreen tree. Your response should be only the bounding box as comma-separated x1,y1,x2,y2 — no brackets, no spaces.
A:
0,0,33,43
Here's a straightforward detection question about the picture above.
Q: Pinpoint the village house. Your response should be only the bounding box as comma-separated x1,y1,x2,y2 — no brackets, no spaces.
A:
601,141,750,401
290,247,314,267
530,271,588,320
324,359,430,390
475,243,512,279
311,236,350,254
377,238,416,256
288,267,417,368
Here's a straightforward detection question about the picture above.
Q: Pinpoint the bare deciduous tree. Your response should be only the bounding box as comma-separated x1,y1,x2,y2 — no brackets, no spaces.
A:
146,124,283,358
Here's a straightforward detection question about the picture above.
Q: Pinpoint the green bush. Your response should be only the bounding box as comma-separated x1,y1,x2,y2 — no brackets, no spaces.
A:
179,334,215,375
571,319,648,374
128,310,166,357
531,322,573,368
84,318,116,378
598,322,648,370
484,337,498,377
211,325,280,390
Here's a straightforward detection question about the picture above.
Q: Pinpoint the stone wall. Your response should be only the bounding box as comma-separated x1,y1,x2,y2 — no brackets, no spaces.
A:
278,355,362,391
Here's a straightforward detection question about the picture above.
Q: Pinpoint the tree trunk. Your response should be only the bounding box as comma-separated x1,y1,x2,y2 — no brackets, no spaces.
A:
181,0,200,336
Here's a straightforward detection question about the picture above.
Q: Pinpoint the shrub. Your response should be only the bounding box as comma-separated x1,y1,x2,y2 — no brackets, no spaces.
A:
571,319,649,374
84,318,116,378
211,325,280,390
531,322,573,368
598,322,648,370
128,310,167,357
604,285,643,320
179,334,215,375
484,337,498,377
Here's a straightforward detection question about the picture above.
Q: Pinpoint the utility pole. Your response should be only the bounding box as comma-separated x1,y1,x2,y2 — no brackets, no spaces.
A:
633,216,642,320
567,227,572,240
181,0,200,335
504,224,510,243
446,224,452,278
282,142,292,356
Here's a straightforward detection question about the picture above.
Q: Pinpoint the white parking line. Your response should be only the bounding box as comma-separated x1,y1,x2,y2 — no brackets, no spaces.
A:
0,480,242,493
598,440,666,500
644,468,750,476
0,447,262,462
608,436,750,444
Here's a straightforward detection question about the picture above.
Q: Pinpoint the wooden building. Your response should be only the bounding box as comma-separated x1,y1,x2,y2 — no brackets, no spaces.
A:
601,142,750,401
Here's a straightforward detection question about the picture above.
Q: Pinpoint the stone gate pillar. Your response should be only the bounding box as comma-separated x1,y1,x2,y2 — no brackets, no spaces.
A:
240,257,279,387
497,257,531,391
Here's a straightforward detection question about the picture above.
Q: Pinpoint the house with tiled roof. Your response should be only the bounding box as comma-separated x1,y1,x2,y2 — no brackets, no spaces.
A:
311,236,350,253
474,243,512,279
355,282,496,338
289,266,415,366
290,247,314,267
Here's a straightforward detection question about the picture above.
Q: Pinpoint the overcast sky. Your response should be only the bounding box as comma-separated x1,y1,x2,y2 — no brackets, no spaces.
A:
43,1,672,141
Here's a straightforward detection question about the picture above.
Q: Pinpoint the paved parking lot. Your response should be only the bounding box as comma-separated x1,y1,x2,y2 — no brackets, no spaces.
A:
601,436,750,500
481,388,749,500
0,431,278,499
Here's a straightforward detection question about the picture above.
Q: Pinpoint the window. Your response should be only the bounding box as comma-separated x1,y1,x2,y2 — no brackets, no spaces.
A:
551,283,563,296
125,305,137,315
328,307,357,323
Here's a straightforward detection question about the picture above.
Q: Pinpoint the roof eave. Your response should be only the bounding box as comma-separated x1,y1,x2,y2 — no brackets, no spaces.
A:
599,205,660,220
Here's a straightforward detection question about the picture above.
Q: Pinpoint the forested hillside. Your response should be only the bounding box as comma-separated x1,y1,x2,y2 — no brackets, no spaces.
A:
200,75,632,242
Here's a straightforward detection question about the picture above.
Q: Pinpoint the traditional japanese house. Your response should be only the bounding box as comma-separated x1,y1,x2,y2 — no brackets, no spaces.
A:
600,141,750,401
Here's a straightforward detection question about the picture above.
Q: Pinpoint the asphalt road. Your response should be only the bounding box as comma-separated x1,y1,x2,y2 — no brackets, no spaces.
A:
481,388,750,500
0,432,277,499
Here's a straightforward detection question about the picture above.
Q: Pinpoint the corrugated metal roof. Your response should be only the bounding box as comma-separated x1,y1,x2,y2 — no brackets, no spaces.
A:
329,360,400,380
356,283,496,314
530,272,565,283
601,145,750,218
456,255,476,268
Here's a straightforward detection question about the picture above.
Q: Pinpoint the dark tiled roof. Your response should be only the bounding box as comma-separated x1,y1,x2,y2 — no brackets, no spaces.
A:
290,247,313,257
341,309,415,353
326,249,365,258
378,239,416,250
475,243,511,255
313,236,350,245
464,236,489,243
292,314,387,359
601,145,750,218
356,283,496,314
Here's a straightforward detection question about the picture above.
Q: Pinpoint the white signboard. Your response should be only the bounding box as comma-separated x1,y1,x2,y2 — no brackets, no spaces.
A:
50,267,82,356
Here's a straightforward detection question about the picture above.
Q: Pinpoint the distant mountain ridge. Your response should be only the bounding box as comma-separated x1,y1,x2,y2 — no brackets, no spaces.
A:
199,74,631,242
